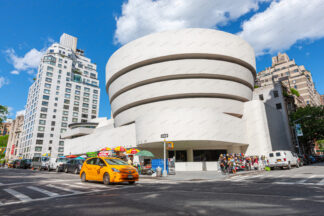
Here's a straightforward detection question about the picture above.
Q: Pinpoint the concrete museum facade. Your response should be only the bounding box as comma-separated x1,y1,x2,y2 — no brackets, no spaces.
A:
64,29,293,171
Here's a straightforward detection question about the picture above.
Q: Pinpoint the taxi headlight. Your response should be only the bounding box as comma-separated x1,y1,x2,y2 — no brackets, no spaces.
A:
111,168,120,172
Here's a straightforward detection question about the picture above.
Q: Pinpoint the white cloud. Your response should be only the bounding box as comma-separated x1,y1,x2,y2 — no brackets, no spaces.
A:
10,70,20,75
114,0,269,45
239,0,324,55
16,110,25,117
0,77,9,88
5,48,45,73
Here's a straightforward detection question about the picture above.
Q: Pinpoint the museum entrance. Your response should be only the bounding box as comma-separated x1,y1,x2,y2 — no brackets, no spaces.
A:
193,149,227,161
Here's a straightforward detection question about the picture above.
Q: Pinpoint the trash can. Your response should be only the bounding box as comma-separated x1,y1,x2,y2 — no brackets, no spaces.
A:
156,166,162,177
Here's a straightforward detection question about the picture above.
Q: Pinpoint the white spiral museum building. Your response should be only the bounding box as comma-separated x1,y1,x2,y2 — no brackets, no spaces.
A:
64,29,293,170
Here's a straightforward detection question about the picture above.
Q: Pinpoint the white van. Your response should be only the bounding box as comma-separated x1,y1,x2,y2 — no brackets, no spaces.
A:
48,157,69,172
268,151,299,170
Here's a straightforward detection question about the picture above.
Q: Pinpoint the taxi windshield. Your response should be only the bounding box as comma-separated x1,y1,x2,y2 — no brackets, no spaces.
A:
105,159,128,165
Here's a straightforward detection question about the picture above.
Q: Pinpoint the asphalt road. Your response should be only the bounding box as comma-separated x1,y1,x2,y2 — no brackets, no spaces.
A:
0,163,324,216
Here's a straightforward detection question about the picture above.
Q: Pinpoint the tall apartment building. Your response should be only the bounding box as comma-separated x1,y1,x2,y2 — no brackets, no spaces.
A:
256,53,321,107
5,113,24,160
21,33,100,159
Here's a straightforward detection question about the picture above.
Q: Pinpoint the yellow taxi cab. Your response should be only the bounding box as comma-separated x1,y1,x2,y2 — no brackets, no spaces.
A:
80,157,139,185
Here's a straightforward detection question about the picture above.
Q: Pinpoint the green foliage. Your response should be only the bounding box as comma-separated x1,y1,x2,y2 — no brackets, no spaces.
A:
254,85,259,89
0,135,9,147
290,105,324,153
290,88,300,97
0,105,9,123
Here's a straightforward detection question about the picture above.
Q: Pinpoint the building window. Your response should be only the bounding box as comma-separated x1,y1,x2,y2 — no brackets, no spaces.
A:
74,101,79,105
93,95,98,99
36,140,43,144
75,96,80,100
40,113,47,118
42,101,49,106
38,126,45,131
44,89,50,94
51,127,54,131
93,89,98,94
46,72,53,77
84,93,89,97
92,110,96,114
50,134,54,137
73,107,79,111
82,114,88,118
65,94,71,98
37,133,44,138
41,107,48,112
76,85,81,90
273,90,279,98
66,83,71,87
53,115,56,119
35,147,42,152
43,95,50,100
64,99,70,104
84,87,90,92
65,88,71,93
60,129,67,133
83,98,89,103
45,78,52,83
72,118,78,122
82,108,88,113
47,66,53,71
59,141,64,146
92,105,97,109
63,111,69,115
276,103,282,110
73,112,78,117
58,147,64,152
49,140,53,144
63,105,69,110
93,100,97,104
82,103,89,108
62,117,68,121
51,121,55,126
61,123,67,127
39,120,46,125
75,90,80,95
45,83,51,88
259,94,264,100
91,115,96,119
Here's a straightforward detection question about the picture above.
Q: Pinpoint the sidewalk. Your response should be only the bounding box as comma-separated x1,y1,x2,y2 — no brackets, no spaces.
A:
139,170,263,183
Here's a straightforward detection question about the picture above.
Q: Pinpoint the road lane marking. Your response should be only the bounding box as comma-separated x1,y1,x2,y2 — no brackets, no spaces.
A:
3,188,32,201
27,186,59,197
317,179,324,185
0,179,74,187
47,184,78,193
297,175,316,183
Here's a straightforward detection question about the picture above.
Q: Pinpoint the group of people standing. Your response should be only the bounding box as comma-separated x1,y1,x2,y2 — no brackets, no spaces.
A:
219,154,268,174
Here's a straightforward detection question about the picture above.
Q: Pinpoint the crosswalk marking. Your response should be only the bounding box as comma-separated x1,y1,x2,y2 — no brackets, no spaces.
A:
75,182,108,188
317,179,324,185
27,186,59,197
4,188,32,201
297,175,316,183
47,184,78,193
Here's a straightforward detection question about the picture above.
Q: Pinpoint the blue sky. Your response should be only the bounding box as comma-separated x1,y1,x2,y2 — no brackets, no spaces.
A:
0,0,323,119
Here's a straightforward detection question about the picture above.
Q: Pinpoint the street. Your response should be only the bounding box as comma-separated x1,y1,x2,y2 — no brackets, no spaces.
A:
0,163,324,216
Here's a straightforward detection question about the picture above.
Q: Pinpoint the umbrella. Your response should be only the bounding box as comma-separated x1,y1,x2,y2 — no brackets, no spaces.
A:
114,146,126,152
126,148,140,155
136,150,154,157
100,147,112,151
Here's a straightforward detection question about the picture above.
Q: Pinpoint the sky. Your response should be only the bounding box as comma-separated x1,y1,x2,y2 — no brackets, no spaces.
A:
0,0,323,119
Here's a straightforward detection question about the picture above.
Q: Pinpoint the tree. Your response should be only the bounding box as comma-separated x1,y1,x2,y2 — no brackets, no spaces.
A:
290,105,324,154
0,105,9,123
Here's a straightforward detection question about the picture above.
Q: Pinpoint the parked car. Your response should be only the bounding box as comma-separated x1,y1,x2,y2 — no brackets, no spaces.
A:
31,156,50,170
7,160,15,168
80,157,139,185
20,159,32,169
48,157,70,172
13,159,21,168
64,159,85,174
268,151,299,170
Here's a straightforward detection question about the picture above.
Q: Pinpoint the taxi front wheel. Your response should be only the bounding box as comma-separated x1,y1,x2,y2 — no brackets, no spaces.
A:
81,172,87,182
103,173,111,185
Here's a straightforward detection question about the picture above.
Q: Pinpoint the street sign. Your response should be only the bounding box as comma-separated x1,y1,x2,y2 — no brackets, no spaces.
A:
295,124,303,136
161,133,168,138
166,142,174,150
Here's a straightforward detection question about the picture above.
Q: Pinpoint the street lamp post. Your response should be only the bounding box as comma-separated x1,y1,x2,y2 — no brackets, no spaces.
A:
161,133,168,177
293,115,311,155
